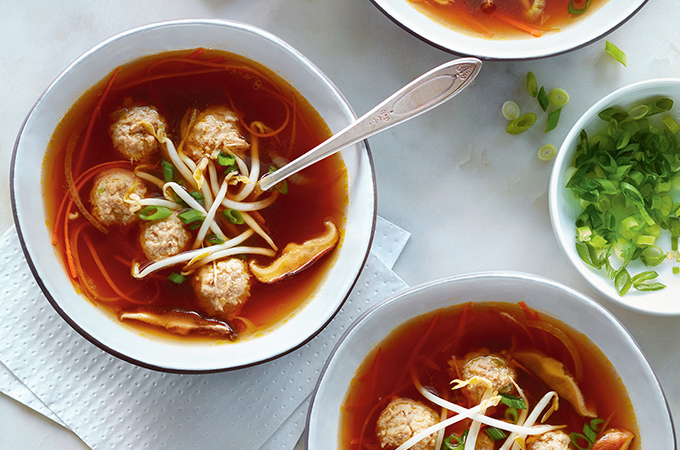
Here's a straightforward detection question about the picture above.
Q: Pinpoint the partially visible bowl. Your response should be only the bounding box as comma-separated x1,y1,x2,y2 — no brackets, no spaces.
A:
306,272,675,449
370,0,647,60
550,78,680,316
11,20,376,372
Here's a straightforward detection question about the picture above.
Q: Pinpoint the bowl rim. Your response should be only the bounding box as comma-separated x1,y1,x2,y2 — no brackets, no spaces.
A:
304,270,676,448
369,0,649,61
549,78,680,316
10,18,377,373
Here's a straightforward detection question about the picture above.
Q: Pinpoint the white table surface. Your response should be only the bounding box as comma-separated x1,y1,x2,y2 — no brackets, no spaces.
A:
1,0,678,448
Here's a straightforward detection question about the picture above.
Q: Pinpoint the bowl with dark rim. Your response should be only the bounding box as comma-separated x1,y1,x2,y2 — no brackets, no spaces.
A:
306,272,674,448
11,19,376,372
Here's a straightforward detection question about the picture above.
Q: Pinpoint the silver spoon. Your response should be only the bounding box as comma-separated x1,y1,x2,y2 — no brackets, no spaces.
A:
258,57,482,191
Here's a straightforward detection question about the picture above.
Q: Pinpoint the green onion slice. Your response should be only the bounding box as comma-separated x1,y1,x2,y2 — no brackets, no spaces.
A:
663,115,680,134
605,40,627,66
568,0,591,14
549,88,570,107
537,86,549,111
507,113,537,134
538,143,558,161
206,234,225,245
217,151,236,167
499,393,527,409
502,101,520,120
161,160,175,183
546,108,562,132
526,72,538,97
137,205,173,221
223,209,244,225
178,209,204,224
485,427,508,441
167,272,186,285
626,104,649,120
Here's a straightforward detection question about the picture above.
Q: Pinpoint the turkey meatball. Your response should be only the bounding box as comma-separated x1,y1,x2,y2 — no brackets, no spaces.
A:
192,258,252,318
376,398,439,450
139,212,191,261
183,105,249,162
110,105,167,162
90,168,146,226
526,430,571,450
458,349,516,404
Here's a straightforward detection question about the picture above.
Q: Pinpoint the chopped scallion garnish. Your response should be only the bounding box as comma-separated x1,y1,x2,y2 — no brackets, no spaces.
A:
568,0,591,14
537,86,549,111
605,40,627,66
538,143,558,161
546,107,562,132
217,151,236,167
137,205,173,221
499,393,527,410
167,272,186,285
485,427,508,441
223,209,244,225
502,100,520,120
506,113,536,134
549,88,570,107
664,115,680,134
161,160,175,183
178,209,204,225
206,234,225,245
526,72,538,97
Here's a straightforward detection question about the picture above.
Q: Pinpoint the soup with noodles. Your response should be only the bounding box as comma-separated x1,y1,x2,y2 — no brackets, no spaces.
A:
407,0,605,39
44,49,347,341
340,302,638,450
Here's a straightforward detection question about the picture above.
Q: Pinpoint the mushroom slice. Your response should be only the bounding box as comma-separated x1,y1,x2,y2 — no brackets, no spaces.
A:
249,220,339,284
120,307,235,339
513,350,597,417
592,428,635,450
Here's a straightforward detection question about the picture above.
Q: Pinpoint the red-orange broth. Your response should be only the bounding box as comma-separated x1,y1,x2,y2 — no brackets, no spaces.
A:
44,49,347,340
340,302,638,449
407,0,605,39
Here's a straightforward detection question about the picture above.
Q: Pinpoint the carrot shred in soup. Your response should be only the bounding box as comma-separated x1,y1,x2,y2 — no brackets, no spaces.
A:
44,49,347,341
340,302,638,450
407,0,603,38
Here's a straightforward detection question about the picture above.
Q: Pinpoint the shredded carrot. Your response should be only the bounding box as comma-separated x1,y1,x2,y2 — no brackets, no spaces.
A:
83,234,156,304
518,301,540,320
187,47,206,59
492,12,543,37
224,88,291,138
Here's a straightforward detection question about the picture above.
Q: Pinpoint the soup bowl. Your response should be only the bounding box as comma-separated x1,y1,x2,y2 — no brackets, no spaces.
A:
550,79,680,316
371,0,647,60
306,272,675,448
10,20,376,372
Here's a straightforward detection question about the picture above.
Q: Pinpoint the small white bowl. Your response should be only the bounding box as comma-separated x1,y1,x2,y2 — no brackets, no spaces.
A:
370,0,647,60
550,79,680,316
10,20,376,372
306,272,675,449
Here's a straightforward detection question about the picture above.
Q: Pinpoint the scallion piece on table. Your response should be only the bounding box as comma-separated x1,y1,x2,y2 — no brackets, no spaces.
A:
502,100,520,120
546,107,562,132
538,143,558,161
537,86,549,111
507,113,536,134
137,205,173,221
526,72,538,97
549,88,570,107
605,40,627,66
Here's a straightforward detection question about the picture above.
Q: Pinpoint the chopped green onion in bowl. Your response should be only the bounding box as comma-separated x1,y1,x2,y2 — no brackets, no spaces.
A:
549,79,680,315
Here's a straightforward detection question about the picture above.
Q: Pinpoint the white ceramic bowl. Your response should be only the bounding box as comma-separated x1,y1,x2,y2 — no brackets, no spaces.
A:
306,272,675,448
550,79,680,316
10,20,376,372
370,0,647,60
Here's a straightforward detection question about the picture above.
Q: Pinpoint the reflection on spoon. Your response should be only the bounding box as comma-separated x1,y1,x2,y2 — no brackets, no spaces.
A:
258,57,483,191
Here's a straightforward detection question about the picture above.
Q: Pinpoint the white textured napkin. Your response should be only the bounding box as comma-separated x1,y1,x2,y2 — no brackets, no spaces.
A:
0,216,409,449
